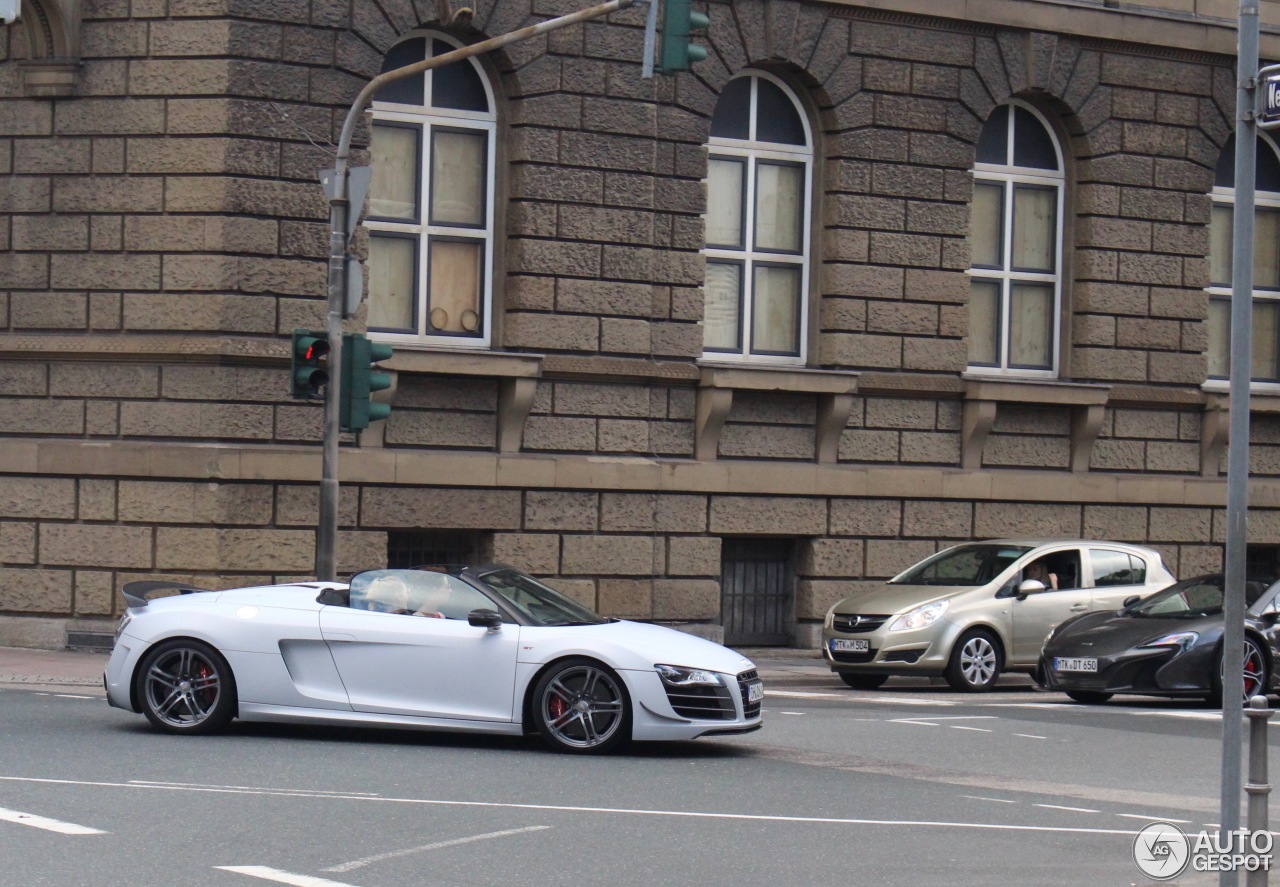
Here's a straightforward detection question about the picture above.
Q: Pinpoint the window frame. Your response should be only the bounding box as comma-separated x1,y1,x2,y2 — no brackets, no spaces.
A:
366,32,498,350
966,99,1065,379
703,71,814,366
1206,133,1280,390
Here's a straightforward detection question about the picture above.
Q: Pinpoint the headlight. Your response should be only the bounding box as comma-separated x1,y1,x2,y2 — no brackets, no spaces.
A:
114,612,133,643
655,664,723,687
888,600,948,632
1139,631,1199,652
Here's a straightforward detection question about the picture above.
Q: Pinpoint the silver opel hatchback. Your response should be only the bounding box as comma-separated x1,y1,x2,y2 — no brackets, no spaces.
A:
820,540,1176,691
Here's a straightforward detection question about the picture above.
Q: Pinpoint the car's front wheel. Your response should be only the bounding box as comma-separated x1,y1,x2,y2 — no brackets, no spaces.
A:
944,630,1003,692
136,638,237,734
838,673,888,690
1066,690,1113,704
531,658,630,754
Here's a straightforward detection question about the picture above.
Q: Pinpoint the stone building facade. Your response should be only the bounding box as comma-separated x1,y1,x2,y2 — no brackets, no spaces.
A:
3,0,1280,648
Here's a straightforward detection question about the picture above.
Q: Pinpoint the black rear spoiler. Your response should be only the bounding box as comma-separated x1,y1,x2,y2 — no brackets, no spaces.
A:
121,580,219,609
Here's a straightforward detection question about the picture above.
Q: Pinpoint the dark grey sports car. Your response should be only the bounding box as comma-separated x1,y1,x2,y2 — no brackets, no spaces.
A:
1038,574,1280,705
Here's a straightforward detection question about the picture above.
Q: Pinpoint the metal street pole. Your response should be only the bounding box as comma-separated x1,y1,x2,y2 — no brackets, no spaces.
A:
315,0,639,580
1221,3,1258,882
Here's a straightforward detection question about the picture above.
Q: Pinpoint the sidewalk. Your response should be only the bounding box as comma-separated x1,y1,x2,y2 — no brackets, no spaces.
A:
0,645,837,691
0,646,108,688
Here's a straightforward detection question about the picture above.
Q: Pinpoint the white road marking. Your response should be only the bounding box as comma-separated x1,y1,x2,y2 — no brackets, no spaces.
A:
765,690,840,698
950,726,992,732
53,694,93,700
130,780,379,797
1116,814,1192,823
216,867,359,886
0,775,1145,837
891,715,997,728
962,796,1017,804
0,806,106,835
322,825,551,872
778,711,806,716
1035,804,1100,814
1013,734,1046,740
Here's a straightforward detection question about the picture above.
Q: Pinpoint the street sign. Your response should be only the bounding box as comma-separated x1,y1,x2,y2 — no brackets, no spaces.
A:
317,166,371,234
1260,64,1280,130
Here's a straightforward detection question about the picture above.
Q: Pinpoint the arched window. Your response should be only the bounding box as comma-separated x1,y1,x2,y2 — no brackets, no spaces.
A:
366,34,497,348
967,100,1064,376
1207,134,1280,384
702,71,813,364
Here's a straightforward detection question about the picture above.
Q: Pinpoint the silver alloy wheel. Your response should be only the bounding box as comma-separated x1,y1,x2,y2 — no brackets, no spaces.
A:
1243,639,1267,700
959,635,998,687
143,645,224,728
539,664,625,750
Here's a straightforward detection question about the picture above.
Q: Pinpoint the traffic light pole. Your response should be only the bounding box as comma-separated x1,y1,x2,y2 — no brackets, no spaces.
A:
316,0,638,580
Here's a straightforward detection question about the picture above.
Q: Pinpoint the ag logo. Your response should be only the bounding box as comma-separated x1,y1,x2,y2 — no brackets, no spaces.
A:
1133,821,1191,880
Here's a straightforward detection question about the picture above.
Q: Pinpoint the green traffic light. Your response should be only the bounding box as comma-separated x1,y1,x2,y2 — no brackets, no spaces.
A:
339,332,396,432
658,0,709,74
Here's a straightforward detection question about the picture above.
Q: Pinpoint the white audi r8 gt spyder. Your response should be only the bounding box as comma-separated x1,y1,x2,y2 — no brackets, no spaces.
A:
105,565,763,754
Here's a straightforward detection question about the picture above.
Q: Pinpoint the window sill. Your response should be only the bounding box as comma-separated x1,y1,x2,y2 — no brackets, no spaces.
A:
695,365,859,462
381,347,542,378
961,378,1109,472
377,348,543,454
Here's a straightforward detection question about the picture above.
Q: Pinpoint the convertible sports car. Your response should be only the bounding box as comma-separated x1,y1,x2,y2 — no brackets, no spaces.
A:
104,565,764,754
1039,573,1280,705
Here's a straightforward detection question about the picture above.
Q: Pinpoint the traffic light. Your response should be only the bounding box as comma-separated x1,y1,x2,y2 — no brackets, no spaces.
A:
290,329,330,399
340,332,394,432
658,0,709,74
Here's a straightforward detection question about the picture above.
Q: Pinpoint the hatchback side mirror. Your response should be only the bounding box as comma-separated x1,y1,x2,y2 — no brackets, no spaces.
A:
1016,579,1047,599
1122,595,1141,609
468,608,503,630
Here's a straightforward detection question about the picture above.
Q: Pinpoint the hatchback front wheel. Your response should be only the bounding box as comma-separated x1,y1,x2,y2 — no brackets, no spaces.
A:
945,630,1002,692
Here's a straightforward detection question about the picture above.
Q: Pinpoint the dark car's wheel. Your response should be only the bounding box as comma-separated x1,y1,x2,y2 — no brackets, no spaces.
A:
838,673,889,690
944,630,1003,692
136,638,236,734
1209,637,1269,706
531,658,630,754
1066,690,1113,704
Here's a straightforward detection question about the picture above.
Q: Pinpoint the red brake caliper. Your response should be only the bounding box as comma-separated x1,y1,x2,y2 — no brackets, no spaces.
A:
197,663,214,707
548,695,566,719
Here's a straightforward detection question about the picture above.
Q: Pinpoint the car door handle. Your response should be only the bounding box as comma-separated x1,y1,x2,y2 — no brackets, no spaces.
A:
1069,604,1089,612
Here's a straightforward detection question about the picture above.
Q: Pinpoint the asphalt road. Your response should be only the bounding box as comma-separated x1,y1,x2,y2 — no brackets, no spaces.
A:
0,678,1256,887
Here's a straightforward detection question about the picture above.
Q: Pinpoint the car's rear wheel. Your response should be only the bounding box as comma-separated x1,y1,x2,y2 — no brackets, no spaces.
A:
136,638,236,734
1066,690,1113,704
838,673,888,690
944,630,1003,692
531,658,630,754
1208,636,1269,706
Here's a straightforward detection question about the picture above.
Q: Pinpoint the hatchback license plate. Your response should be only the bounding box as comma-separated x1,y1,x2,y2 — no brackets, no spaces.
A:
1054,657,1098,673
831,638,870,653
747,681,764,703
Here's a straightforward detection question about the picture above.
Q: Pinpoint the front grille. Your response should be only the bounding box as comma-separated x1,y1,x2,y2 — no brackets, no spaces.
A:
664,682,735,721
738,669,761,720
831,614,889,633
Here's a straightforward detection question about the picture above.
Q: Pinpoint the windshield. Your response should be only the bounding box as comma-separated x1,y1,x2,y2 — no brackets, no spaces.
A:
891,544,1032,586
1130,575,1273,618
475,568,609,626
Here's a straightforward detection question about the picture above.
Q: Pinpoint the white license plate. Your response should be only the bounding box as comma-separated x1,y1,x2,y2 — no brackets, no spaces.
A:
747,681,764,703
831,638,870,653
1054,657,1098,673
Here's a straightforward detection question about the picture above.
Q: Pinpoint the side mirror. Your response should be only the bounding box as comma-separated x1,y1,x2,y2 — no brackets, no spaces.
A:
468,608,503,630
1122,595,1141,609
1016,579,1047,598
